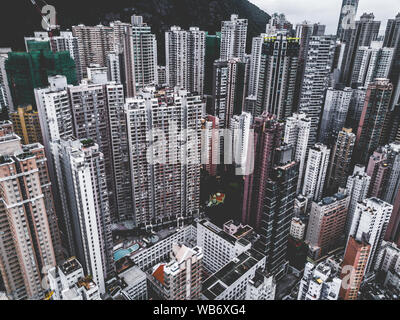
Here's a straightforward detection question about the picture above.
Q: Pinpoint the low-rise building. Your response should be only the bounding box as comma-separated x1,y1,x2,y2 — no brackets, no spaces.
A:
202,248,266,300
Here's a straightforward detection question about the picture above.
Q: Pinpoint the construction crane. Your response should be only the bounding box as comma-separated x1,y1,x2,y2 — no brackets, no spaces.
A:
30,0,60,38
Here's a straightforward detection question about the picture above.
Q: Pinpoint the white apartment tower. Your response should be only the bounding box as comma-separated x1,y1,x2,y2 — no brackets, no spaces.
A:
131,15,158,90
343,165,371,239
299,35,336,147
284,113,311,193
302,143,331,202
351,41,394,87
55,139,114,294
165,26,205,95
220,14,248,61
349,198,393,274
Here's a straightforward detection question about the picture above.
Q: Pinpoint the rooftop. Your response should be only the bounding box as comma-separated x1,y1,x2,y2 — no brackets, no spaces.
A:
59,257,82,276
202,248,265,300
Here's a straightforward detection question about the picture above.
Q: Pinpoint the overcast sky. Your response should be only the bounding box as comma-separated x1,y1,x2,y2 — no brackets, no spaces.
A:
249,0,399,34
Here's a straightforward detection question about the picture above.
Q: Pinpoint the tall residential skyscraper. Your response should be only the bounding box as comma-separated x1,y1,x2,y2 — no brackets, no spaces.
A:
306,193,349,259
346,87,367,133
212,58,246,128
386,14,400,113
165,26,205,95
68,77,117,220
72,24,114,79
284,113,311,193
242,114,284,230
125,88,203,228
0,134,57,300
325,128,356,195
150,244,203,300
35,76,74,252
351,42,394,88
340,236,371,300
220,14,248,61
343,165,371,239
294,22,314,109
355,78,393,165
0,48,14,114
255,144,299,278
252,34,299,119
302,143,331,202
204,32,221,96
372,143,400,204
54,139,114,294
349,198,393,274
341,13,381,86
111,21,136,98
10,105,43,145
318,86,352,146
105,83,132,222
299,35,336,147
131,16,158,91
336,0,359,41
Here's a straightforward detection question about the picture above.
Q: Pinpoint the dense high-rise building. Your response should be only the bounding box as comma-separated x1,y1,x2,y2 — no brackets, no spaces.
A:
9,105,42,145
325,128,356,195
0,48,13,114
343,165,371,239
251,34,299,119
0,134,57,300
284,113,311,193
306,193,349,259
366,143,400,203
318,86,352,146
201,115,219,177
299,35,336,147
105,83,132,222
34,76,74,252
67,73,118,220
165,26,205,95
106,51,121,84
351,42,394,88
5,49,77,108
242,114,284,230
131,15,158,91
125,88,203,228
72,24,114,79
336,0,359,42
255,144,299,278
349,198,393,274
294,22,314,109
302,143,331,202
54,139,115,294
212,59,246,128
150,244,203,300
204,33,221,96
111,21,136,98
220,14,248,61
354,78,393,165
340,236,371,300
346,87,367,133
341,13,381,86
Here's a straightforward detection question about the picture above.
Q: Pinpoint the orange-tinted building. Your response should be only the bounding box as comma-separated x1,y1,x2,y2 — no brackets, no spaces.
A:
340,236,371,300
